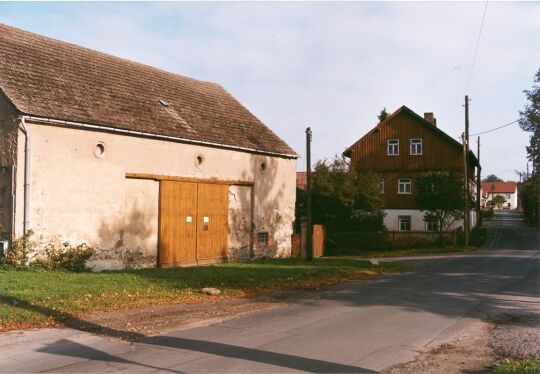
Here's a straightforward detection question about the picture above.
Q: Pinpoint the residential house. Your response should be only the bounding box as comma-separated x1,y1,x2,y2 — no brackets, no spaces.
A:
0,24,297,270
481,181,518,209
343,106,480,232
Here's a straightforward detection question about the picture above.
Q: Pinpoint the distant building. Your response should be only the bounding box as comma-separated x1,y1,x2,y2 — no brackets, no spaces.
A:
481,181,518,209
343,106,480,232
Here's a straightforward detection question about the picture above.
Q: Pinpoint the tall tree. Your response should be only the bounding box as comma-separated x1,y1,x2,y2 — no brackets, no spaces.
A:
377,107,390,122
416,172,466,243
519,68,540,171
305,156,384,231
482,174,503,182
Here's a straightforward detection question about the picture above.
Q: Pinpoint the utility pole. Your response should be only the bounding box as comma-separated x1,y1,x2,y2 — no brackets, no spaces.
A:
477,136,482,226
464,95,470,239
462,133,469,247
305,127,313,261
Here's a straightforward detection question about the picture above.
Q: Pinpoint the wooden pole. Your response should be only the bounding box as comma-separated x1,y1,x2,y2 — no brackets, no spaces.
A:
477,136,482,226
462,132,469,247
306,127,313,261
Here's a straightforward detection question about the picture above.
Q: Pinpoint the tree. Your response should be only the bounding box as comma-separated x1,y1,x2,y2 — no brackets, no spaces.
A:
482,174,503,182
492,194,506,209
377,107,390,122
416,172,465,243
296,156,384,232
520,176,538,226
519,68,540,170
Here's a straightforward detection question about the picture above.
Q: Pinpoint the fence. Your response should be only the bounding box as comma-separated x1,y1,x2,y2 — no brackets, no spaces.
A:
326,230,458,254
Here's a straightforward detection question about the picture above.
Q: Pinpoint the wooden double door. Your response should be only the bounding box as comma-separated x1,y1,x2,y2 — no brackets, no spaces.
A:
159,181,229,267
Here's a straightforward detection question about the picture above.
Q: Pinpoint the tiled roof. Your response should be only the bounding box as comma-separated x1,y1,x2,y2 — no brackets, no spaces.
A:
0,24,296,157
481,181,517,197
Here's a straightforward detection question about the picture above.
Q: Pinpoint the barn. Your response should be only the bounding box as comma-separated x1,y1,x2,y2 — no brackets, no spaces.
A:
0,24,297,270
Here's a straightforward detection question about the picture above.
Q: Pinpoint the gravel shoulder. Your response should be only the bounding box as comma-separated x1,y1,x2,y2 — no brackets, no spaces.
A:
385,312,540,374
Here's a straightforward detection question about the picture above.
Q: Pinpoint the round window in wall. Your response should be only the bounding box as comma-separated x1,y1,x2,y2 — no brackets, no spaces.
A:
93,142,106,158
259,162,267,174
195,154,204,168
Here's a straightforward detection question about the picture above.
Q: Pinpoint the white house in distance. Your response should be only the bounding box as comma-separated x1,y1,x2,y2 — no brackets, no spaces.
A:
0,24,297,270
481,181,518,209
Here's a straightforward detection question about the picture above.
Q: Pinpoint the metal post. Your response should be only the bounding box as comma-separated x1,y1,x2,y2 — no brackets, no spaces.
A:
306,127,313,261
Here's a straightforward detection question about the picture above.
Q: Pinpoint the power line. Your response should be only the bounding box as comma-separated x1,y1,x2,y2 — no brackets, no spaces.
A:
470,119,519,136
466,1,489,91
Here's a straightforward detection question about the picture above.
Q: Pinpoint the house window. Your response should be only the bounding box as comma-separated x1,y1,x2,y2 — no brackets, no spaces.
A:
506,194,510,199
426,220,438,232
380,178,385,193
410,138,422,155
387,139,399,155
398,178,412,194
399,216,411,231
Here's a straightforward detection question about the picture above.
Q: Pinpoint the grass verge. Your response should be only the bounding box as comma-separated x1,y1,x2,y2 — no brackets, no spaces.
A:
0,258,409,332
492,358,540,373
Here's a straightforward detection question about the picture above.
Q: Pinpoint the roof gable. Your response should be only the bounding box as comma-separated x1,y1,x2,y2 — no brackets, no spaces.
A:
481,181,517,196
0,24,296,157
344,105,479,166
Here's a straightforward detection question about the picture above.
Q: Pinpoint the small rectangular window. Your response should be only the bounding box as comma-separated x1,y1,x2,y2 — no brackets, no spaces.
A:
387,139,399,155
257,232,269,249
426,220,438,232
380,178,385,194
399,216,411,231
398,178,412,194
410,138,422,155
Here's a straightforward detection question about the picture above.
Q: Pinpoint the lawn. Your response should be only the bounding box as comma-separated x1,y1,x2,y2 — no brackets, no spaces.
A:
0,258,408,331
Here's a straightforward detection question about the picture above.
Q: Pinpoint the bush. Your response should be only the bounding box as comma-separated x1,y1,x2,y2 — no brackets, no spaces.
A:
0,230,36,269
1,231,94,272
31,242,94,272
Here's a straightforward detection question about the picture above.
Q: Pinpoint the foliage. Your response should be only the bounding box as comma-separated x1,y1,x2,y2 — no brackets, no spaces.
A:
483,174,503,182
311,156,384,231
0,258,408,331
519,68,540,168
0,230,36,269
377,107,390,122
32,242,94,272
492,194,506,209
0,231,93,272
520,176,539,226
493,358,540,373
416,172,465,238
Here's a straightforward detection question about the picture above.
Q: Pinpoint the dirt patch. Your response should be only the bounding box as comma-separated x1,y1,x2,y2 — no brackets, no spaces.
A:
385,322,497,374
66,287,332,341
489,313,540,360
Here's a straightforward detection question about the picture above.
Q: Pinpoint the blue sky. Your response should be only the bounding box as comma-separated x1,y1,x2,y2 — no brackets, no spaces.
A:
1,1,539,180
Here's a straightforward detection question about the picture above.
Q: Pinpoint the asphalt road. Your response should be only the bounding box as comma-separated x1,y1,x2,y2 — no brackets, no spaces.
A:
0,210,538,373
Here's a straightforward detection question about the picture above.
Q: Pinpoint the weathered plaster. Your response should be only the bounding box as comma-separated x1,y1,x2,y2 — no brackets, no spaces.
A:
17,121,296,269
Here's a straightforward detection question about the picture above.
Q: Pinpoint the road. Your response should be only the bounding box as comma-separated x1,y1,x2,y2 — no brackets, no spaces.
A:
0,210,538,373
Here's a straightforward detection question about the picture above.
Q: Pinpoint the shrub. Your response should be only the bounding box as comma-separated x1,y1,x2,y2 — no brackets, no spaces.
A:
0,230,36,269
32,242,94,272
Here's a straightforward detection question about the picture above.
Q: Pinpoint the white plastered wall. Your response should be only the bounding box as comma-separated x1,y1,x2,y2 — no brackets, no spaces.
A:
14,122,296,269
383,209,469,231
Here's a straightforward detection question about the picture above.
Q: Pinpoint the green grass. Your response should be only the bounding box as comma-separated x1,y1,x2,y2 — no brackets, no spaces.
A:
0,258,408,331
493,358,540,373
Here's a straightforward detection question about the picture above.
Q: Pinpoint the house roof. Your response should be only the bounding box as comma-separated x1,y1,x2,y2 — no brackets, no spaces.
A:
0,24,296,157
343,105,480,167
481,181,517,197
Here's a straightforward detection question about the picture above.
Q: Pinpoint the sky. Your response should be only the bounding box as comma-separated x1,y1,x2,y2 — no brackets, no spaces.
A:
0,1,538,181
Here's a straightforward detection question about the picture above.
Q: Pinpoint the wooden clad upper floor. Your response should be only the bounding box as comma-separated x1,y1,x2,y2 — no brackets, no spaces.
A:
344,106,478,176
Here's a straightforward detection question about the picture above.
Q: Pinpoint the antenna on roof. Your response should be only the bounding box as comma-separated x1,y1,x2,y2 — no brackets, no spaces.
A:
159,99,170,107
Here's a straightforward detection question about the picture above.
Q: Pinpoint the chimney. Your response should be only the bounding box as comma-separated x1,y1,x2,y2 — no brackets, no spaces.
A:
424,112,436,126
